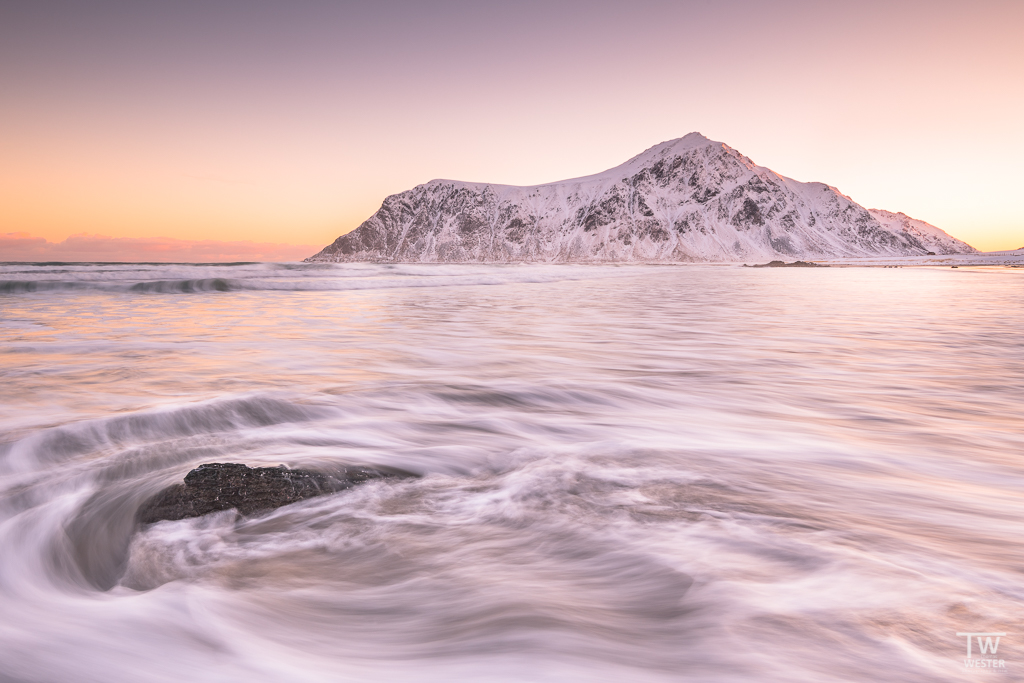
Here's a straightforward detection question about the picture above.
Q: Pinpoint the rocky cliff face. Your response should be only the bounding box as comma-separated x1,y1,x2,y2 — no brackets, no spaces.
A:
307,133,975,263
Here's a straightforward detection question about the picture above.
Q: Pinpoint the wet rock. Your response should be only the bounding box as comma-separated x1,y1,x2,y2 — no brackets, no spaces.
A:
137,462,412,524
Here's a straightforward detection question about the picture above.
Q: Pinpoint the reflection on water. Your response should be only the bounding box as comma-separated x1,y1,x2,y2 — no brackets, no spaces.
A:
0,263,1022,682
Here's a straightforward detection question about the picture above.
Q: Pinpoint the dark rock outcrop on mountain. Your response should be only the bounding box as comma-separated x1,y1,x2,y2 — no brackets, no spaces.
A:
307,133,976,264
137,462,414,524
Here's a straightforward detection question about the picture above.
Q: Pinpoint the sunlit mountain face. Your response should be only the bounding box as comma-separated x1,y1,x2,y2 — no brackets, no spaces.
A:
309,134,975,263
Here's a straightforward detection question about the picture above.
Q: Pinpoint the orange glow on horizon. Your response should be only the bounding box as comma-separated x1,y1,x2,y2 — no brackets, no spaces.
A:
0,232,320,262
1,1,1021,254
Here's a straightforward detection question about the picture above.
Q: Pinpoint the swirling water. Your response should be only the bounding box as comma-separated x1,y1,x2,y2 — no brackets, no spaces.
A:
0,262,1022,682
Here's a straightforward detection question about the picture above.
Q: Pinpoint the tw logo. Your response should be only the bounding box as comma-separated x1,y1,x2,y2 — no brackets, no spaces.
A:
956,632,1005,657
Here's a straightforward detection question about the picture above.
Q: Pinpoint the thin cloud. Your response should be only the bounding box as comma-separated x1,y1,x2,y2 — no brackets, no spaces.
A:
0,233,319,262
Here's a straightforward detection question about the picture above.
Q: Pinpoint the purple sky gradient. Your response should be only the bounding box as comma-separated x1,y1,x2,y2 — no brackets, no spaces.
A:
2,0,1021,257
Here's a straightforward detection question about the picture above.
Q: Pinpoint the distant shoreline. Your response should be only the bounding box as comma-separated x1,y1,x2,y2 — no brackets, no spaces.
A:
2,250,1022,268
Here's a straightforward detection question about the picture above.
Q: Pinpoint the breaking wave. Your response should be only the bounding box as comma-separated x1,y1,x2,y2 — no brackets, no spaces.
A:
128,278,241,293
0,262,650,296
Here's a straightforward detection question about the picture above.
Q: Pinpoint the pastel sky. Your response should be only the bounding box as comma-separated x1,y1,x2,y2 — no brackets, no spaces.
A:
2,0,1021,261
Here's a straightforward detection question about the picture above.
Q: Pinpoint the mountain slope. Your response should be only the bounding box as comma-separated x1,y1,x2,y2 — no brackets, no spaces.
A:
307,133,975,263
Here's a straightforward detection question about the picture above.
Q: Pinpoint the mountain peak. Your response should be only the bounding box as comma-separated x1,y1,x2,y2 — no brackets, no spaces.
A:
630,132,718,160
308,136,976,263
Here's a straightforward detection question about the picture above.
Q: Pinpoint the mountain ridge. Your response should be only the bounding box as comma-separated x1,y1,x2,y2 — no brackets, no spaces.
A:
307,134,975,263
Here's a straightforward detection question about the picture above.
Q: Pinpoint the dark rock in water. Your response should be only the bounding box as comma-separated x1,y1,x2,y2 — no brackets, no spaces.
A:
745,260,829,268
137,462,412,524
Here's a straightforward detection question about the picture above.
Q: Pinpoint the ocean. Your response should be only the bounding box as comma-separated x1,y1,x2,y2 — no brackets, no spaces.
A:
1,262,1021,682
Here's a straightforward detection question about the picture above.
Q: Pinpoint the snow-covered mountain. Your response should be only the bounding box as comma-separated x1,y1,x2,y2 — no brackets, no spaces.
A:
307,133,975,263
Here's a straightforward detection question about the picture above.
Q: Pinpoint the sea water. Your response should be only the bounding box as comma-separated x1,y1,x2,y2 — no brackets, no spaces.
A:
0,262,1021,682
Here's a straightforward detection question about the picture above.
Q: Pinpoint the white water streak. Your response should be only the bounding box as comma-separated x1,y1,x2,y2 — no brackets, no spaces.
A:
1,263,1022,682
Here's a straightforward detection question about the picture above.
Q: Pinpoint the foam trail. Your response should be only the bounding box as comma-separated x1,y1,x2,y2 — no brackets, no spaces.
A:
1,263,1022,681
